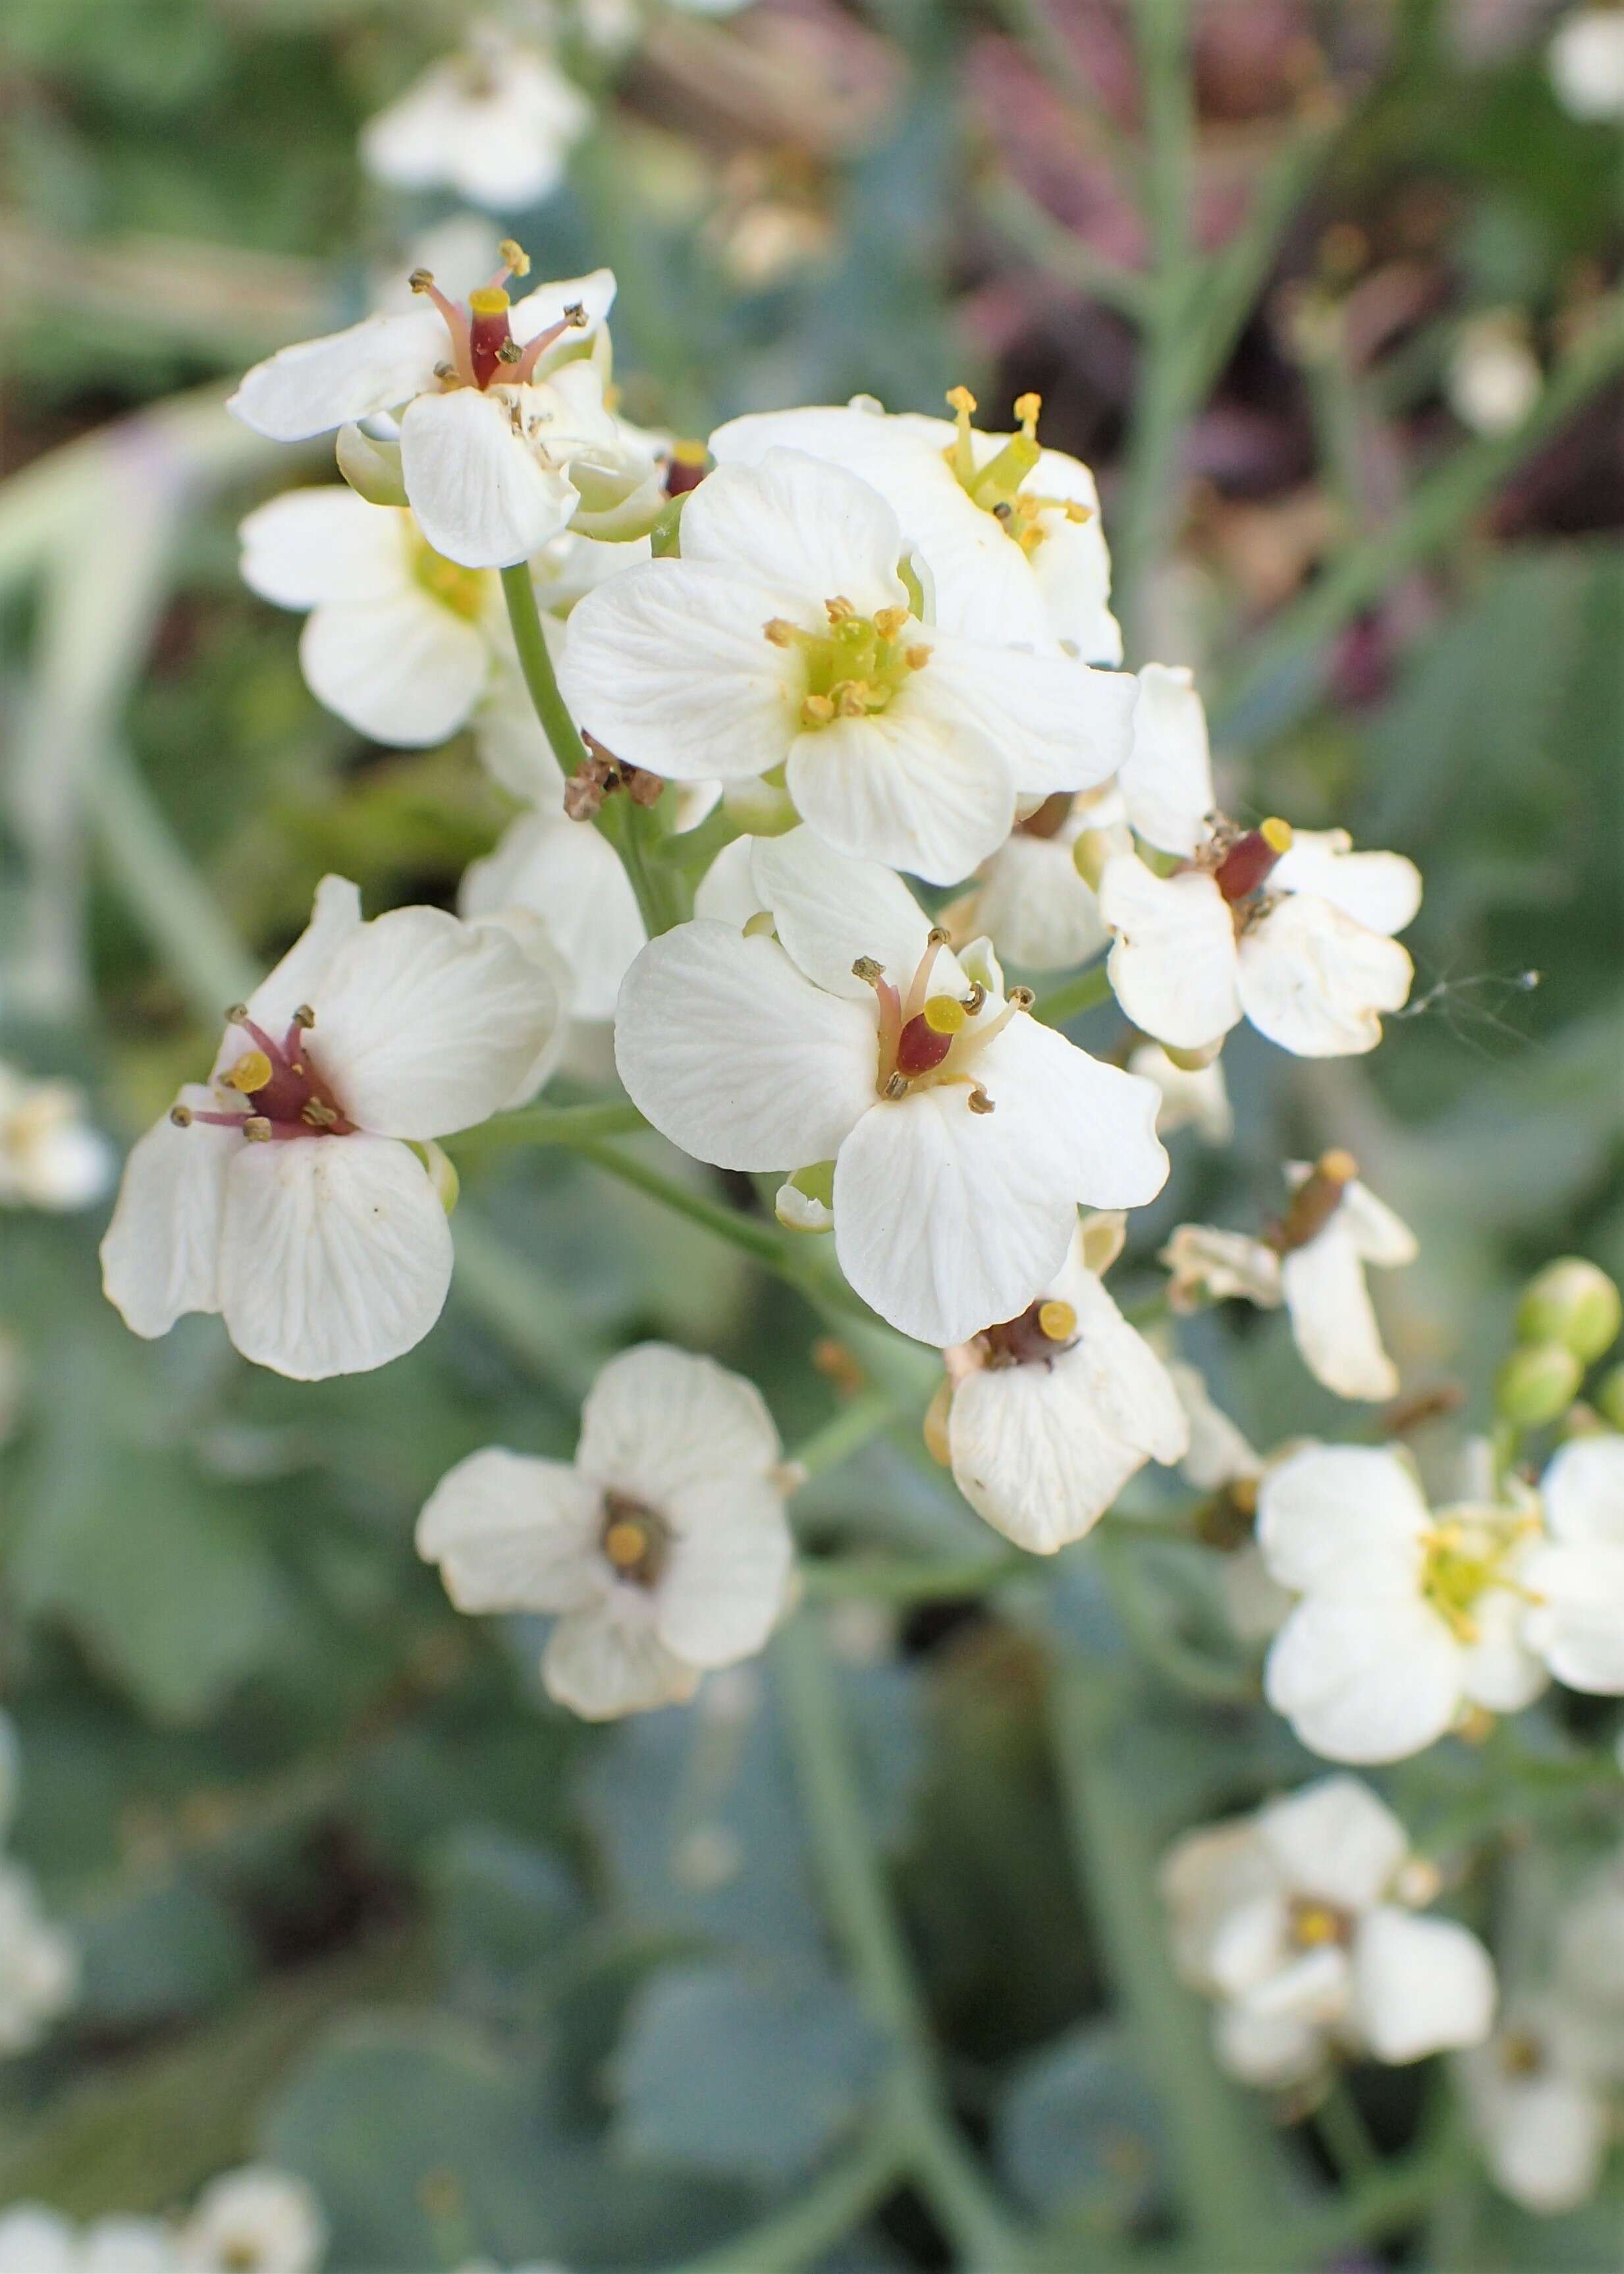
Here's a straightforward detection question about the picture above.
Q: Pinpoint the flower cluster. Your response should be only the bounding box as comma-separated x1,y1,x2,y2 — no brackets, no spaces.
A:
0,1714,76,2062
0,2166,325,2273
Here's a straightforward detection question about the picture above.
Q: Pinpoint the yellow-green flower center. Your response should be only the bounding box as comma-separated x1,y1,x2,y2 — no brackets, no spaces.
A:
413,540,490,621
940,385,1095,557
1420,1510,1540,1644
765,596,931,729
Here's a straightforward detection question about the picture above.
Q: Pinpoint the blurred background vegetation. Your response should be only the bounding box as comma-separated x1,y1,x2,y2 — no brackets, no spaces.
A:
0,1,1620,2267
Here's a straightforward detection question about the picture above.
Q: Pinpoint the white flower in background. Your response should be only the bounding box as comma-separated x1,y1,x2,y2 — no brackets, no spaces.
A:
101,877,566,1381
178,2166,327,2273
1170,1364,1260,1494
1101,823,1421,1056
1517,1433,1624,1696
1549,7,1624,119
460,808,645,1027
1461,1998,1613,2215
360,24,591,211
1257,1443,1554,1762
934,1215,1187,1552
1445,312,1542,437
0,1857,78,2056
557,449,1137,884
1162,1775,1496,2088
1128,1043,1232,1144
230,250,651,569
942,788,1125,974
616,828,1168,1345
1164,1151,1418,1401
709,387,1123,664
0,2209,175,2273
1116,662,1216,855
417,1343,794,1719
0,1064,112,1211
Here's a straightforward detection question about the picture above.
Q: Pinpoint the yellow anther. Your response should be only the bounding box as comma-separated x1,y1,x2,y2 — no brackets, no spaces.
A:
1065,499,1093,523
604,1518,649,1571
1318,1148,1359,1185
763,617,798,646
946,384,978,415
1013,390,1042,436
833,680,871,716
468,287,510,316
223,1050,272,1095
923,995,966,1036
825,594,856,624
1037,1299,1077,1343
242,1117,273,1144
904,644,931,671
497,238,531,276
408,267,435,294
801,693,835,725
873,604,908,639
562,300,587,329
1293,1903,1343,1948
1260,816,1295,854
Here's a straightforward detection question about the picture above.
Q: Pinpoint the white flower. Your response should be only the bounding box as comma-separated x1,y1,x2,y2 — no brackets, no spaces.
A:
229,250,643,569
178,2167,325,2273
1446,312,1541,437
460,808,645,1026
1549,7,1624,119
556,449,1137,883
360,25,592,211
1518,1433,1624,1696
1257,1444,1552,1763
1162,1775,1496,2088
1170,1363,1260,1493
0,1858,78,2056
1128,1044,1232,1145
417,1343,794,1719
1461,2000,1612,2215
1101,823,1421,1056
708,387,1123,663
1164,1153,1417,1401
0,1064,111,1211
615,827,1168,1345
942,787,1125,973
0,2210,176,2274
1116,663,1216,856
937,1217,1187,1552
101,877,566,1381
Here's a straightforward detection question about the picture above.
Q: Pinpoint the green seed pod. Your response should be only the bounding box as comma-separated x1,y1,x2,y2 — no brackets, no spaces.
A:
1494,1341,1583,1429
1592,1362,1624,1435
1515,1258,1623,1364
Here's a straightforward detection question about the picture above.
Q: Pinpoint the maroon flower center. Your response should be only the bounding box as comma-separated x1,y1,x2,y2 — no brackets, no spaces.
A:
171,1007,355,1144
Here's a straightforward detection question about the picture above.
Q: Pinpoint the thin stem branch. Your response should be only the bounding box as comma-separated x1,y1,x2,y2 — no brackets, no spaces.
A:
974,175,1152,323
668,2123,906,2274
499,562,584,779
442,1099,647,1157
800,1552,1025,1604
1033,957,1112,1028
788,1392,896,1481
1314,2077,1382,2186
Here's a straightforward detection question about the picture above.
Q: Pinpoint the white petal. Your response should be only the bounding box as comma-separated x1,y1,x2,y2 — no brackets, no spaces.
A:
241,873,365,1044
1023,448,1121,665
558,560,803,781
1540,1432,1624,1548
300,589,490,746
970,834,1108,973
508,267,619,352
691,833,763,928
229,308,446,440
543,1597,697,1719
1256,1776,1408,1911
947,1352,1150,1553
313,905,563,1139
1118,664,1214,854
1203,1891,1297,2001
679,450,907,618
786,682,1015,886
975,1014,1170,1211
1212,2002,1326,2089
238,487,411,607
614,922,875,1170
1265,1595,1463,1763
657,1476,794,1665
1162,1224,1282,1310
1256,1444,1430,1594
459,808,644,1022
99,1087,234,1338
921,635,1137,797
1067,1269,1188,1459
1338,1178,1419,1267
1160,1821,1280,1990
1240,1944,1353,2027
1272,831,1422,935
1100,856,1241,1051
472,643,568,806
416,1447,605,1613
400,387,579,570
1519,1540,1624,1692
1351,1908,1496,2062
749,825,940,999
1129,1044,1233,1144
1170,1362,1260,1491
217,1135,452,1379
578,1341,781,1501
1468,2059,1609,2215
1459,1583,1553,1710
1281,1219,1399,1402
1236,893,1413,1057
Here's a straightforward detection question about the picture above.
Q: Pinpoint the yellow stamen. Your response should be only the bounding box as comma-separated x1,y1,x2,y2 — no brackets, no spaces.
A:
825,594,856,624
604,1518,650,1571
1037,1299,1077,1343
222,1050,272,1094
873,604,909,639
1293,1903,1343,1948
946,384,978,415
497,238,531,277
904,644,931,670
923,995,966,1036
1260,816,1294,854
801,693,835,725
1013,390,1042,437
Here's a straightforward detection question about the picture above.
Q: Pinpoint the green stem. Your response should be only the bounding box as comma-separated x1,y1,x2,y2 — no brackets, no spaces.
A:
670,2125,905,2274
801,1552,1025,1604
499,561,584,778
974,174,1151,323
788,1392,896,1480
1314,2077,1381,2186
776,1615,1027,2268
442,1098,648,1157
1033,957,1112,1028
448,1204,605,1399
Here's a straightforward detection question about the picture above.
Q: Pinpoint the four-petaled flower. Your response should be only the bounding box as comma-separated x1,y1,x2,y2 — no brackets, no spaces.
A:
359,22,592,212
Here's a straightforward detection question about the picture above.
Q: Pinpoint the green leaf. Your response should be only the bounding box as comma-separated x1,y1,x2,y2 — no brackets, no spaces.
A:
996,2019,1168,2230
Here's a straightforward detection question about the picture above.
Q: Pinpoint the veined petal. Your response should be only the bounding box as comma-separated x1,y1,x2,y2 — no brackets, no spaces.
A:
459,808,644,1023
658,1476,794,1666
543,1598,698,1720
400,388,579,570
1256,1443,1430,1594
1118,663,1214,855
1338,1178,1419,1267
1237,893,1413,1057
947,1352,1150,1553
786,686,1015,886
1265,1594,1463,1763
558,561,803,783
1256,1776,1408,1911
1281,1219,1399,1402
1540,1433,1624,1548
229,308,446,441
975,1014,1169,1211
921,636,1137,796
1351,1908,1496,2062
99,1086,234,1338
238,487,412,607
578,1342,781,1501
300,590,490,747
314,905,563,1138
1100,856,1241,1051
614,922,875,1171
969,834,1108,973
749,826,945,999
217,1135,452,1379
1272,831,1422,936
679,451,907,618
239,874,364,1049
416,1448,605,1613
1519,1540,1624,1693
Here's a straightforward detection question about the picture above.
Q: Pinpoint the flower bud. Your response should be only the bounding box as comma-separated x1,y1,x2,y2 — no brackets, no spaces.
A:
1494,1341,1583,1429
1515,1258,1622,1364
1592,1362,1624,1435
